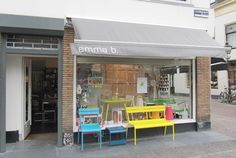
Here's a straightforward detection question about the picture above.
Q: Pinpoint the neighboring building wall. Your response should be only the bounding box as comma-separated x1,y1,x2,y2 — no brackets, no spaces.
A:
212,0,236,95
196,57,211,130
214,5,236,60
211,70,228,96
62,26,74,133
214,0,236,17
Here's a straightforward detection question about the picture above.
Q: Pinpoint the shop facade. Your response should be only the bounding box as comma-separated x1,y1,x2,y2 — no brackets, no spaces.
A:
0,14,226,152
0,0,227,153
67,18,225,139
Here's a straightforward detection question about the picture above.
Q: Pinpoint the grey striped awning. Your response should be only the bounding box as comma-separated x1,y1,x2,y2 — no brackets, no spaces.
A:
70,18,226,59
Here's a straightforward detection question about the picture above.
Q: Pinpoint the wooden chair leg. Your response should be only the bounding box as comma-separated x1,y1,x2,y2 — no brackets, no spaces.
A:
126,126,128,139
134,128,137,145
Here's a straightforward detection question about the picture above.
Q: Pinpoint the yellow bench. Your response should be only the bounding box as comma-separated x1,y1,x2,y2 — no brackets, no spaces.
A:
126,105,175,145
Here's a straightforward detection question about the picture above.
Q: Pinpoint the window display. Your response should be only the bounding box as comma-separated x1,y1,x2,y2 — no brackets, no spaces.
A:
76,60,192,128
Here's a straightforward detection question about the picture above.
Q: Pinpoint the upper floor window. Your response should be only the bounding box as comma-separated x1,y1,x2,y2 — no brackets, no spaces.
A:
226,23,236,49
6,34,59,50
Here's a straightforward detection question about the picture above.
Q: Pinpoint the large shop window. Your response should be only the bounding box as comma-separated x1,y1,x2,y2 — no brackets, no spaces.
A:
76,59,193,127
226,23,236,49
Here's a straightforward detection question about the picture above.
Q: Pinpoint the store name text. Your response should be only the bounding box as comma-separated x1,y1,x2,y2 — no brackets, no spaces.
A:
78,46,119,55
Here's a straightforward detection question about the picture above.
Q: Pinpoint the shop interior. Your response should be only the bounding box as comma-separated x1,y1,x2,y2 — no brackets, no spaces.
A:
76,59,193,128
25,57,58,140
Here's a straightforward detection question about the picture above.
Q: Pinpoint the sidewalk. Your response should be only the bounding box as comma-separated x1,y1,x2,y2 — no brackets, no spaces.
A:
1,99,236,158
1,131,235,158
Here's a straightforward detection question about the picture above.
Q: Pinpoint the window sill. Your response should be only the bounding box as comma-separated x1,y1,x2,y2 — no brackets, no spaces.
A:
174,119,196,124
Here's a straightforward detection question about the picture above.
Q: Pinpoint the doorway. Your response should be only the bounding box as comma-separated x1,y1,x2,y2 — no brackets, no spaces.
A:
23,57,58,140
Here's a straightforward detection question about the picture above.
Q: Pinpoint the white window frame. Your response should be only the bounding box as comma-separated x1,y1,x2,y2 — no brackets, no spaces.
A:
226,23,236,49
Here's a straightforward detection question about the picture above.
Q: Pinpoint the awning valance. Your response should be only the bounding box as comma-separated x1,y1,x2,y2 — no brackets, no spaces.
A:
70,18,226,59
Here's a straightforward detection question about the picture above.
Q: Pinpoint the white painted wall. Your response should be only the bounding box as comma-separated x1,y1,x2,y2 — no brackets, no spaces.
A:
191,0,210,8
174,73,190,94
211,70,228,95
0,0,214,35
6,55,23,137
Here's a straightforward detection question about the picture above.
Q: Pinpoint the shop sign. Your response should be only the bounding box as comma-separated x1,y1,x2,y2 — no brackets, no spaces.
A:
77,46,119,55
194,9,209,18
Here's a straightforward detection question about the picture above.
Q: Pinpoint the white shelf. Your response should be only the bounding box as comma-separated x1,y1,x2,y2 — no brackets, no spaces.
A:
159,74,169,92
103,123,128,129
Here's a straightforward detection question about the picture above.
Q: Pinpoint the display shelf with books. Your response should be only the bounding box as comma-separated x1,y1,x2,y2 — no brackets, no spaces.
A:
159,74,169,94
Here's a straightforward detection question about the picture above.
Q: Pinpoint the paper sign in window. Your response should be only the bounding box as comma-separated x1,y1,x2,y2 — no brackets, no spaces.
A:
137,77,147,93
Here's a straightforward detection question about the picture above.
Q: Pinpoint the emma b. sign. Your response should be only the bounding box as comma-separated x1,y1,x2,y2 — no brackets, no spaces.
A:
70,43,119,56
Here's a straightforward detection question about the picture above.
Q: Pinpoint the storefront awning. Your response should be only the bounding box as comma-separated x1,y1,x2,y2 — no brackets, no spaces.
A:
70,18,226,59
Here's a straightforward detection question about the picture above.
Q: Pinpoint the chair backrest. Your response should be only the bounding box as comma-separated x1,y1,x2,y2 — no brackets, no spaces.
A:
126,105,166,122
79,108,100,125
79,108,100,115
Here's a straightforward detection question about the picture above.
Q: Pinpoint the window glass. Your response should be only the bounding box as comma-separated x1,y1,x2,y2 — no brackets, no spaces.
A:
227,33,236,49
76,59,193,127
211,71,218,89
226,24,236,49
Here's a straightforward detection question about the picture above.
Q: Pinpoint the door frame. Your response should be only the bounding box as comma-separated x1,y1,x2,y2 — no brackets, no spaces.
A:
21,56,59,140
1,32,63,152
22,58,32,139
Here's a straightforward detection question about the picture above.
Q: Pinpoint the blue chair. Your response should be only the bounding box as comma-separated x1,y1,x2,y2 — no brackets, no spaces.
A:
78,108,102,151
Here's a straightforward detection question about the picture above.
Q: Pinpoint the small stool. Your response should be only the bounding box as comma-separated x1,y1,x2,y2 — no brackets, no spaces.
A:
107,126,127,146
